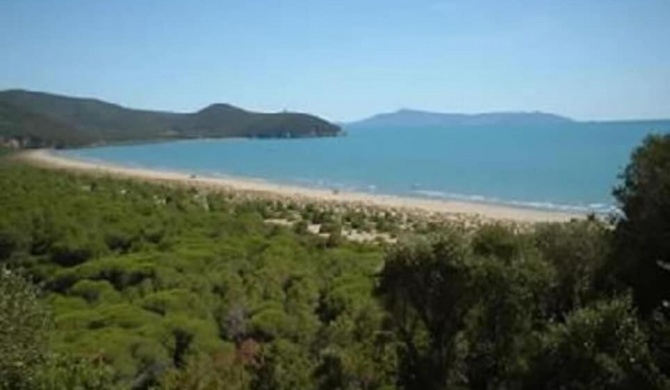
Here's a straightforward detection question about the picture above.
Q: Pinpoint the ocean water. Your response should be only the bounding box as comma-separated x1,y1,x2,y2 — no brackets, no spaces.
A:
61,121,670,214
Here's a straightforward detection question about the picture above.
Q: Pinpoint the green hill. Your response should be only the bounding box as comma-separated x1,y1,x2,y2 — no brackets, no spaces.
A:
0,100,95,148
0,90,341,148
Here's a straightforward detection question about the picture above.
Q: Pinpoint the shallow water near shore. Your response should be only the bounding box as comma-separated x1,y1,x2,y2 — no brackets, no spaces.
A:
61,121,670,214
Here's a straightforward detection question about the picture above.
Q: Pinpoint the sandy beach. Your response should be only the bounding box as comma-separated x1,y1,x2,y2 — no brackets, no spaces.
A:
18,149,583,223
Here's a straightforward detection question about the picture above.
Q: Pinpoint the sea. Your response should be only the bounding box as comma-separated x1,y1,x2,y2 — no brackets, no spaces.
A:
60,121,670,215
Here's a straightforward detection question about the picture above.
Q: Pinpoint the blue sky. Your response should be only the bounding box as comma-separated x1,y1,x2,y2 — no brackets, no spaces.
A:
1,0,668,121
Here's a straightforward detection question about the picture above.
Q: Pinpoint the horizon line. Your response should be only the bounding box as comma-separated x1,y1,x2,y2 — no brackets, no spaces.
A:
3,87,669,125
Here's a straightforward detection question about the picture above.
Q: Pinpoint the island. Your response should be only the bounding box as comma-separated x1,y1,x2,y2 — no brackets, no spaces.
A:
347,108,573,128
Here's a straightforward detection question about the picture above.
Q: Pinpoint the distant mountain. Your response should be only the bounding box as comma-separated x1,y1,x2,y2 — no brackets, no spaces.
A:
0,90,341,148
347,109,574,128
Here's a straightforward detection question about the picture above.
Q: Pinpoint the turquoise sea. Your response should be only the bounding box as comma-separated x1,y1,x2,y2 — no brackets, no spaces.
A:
61,121,670,214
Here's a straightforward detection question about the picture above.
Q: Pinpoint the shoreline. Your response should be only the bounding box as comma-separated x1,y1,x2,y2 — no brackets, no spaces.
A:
17,149,583,223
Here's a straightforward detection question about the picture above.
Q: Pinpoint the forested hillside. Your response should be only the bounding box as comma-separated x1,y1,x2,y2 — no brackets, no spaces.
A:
0,90,341,148
0,101,95,148
1,135,669,389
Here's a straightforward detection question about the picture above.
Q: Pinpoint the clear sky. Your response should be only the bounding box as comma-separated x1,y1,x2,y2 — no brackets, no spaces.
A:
1,0,669,121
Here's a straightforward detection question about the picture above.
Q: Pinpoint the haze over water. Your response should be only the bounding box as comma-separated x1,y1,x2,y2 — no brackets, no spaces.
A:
63,121,670,214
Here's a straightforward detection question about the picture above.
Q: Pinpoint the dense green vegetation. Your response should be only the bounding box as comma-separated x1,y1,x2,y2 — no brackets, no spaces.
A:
0,101,94,148
0,90,341,148
0,162,387,389
1,134,669,389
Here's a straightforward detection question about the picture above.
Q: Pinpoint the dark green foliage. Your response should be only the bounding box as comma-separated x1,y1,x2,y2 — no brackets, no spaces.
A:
0,162,383,388
472,223,524,260
377,224,667,389
0,269,119,389
526,297,665,390
0,89,341,148
0,100,94,148
463,248,553,389
533,221,611,316
372,212,402,234
69,279,120,304
160,348,251,390
648,308,670,380
0,269,50,389
319,221,341,235
611,134,670,314
0,222,25,259
36,353,117,390
293,219,309,235
609,133,670,381
378,232,549,389
377,233,474,389
2,130,670,389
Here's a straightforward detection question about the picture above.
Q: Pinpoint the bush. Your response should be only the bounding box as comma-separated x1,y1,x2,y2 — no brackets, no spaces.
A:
534,221,610,315
36,353,116,390
527,297,667,389
611,134,670,314
69,279,120,304
0,268,50,389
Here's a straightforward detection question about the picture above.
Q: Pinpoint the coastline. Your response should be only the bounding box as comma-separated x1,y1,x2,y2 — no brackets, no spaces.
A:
17,149,583,223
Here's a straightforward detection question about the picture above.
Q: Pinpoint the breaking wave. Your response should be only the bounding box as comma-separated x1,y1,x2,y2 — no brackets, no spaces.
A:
410,189,619,215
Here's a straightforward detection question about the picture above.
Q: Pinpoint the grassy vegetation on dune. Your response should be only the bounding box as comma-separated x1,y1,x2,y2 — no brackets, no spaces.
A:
0,162,388,389
0,147,14,157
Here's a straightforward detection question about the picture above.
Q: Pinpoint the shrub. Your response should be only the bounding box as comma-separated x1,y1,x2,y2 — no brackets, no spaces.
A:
0,268,50,389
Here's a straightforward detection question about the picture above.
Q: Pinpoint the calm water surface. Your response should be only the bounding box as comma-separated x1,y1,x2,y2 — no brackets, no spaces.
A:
62,121,670,214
